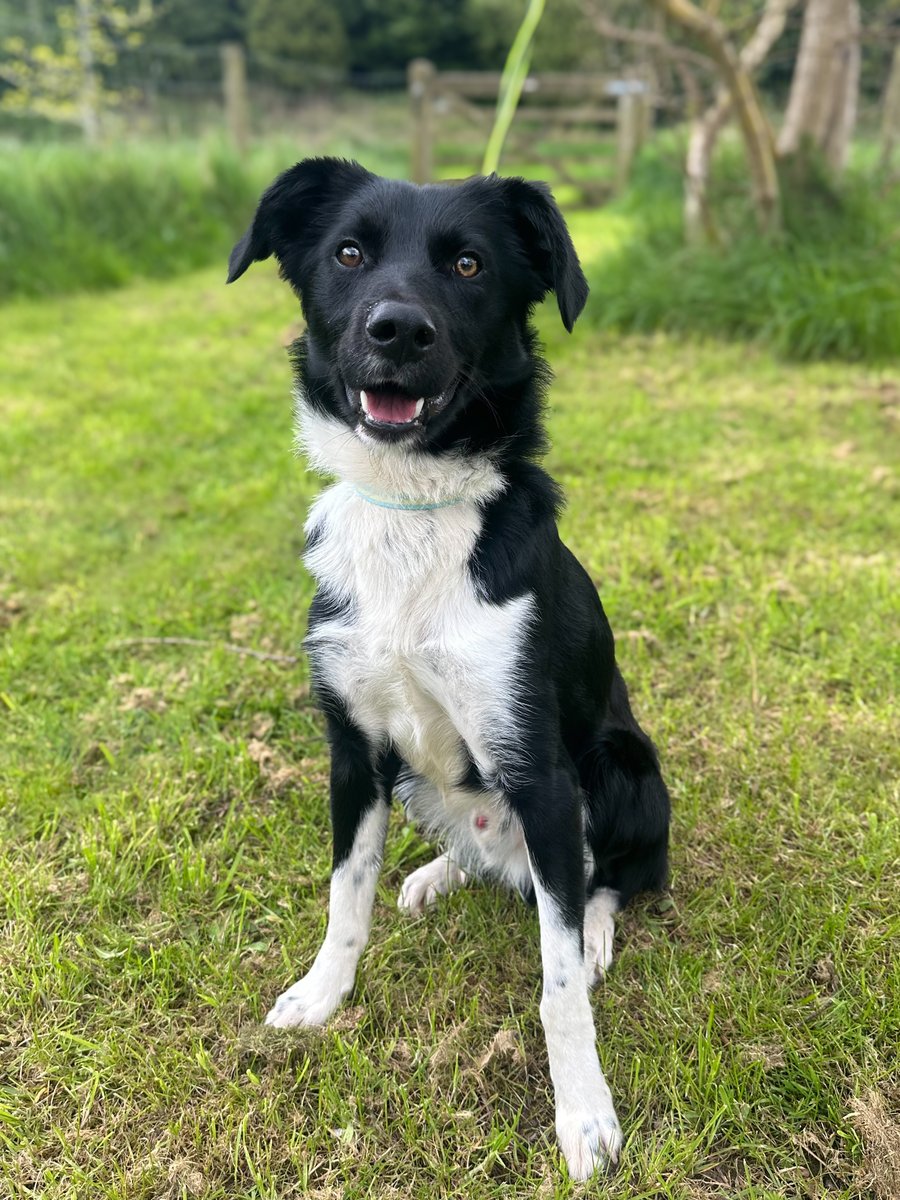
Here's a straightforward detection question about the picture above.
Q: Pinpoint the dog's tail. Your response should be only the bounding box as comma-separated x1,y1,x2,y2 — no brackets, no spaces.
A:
579,668,671,907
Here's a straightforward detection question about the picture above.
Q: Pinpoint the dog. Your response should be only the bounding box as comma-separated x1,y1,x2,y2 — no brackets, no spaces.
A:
227,157,670,1180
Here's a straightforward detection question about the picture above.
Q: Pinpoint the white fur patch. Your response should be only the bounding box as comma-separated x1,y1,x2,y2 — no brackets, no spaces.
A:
265,801,388,1028
395,773,532,896
531,872,622,1180
297,397,505,506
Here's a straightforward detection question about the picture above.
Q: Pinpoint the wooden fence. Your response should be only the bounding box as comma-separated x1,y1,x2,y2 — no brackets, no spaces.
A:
408,58,653,202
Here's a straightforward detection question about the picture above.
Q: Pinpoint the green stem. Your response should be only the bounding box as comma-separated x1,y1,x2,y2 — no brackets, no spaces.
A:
481,0,546,175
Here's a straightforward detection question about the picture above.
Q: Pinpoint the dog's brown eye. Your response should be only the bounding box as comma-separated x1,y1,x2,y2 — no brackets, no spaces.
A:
337,243,363,268
454,253,481,278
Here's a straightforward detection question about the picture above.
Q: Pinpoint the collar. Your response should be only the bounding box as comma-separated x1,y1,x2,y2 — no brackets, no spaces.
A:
352,484,467,512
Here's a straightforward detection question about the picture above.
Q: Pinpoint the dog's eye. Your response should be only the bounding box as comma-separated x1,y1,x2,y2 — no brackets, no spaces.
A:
454,253,481,279
336,243,363,268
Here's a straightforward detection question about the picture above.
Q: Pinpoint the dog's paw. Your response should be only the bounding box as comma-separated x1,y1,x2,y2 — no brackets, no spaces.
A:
583,888,618,987
556,1103,623,1181
397,854,466,915
264,966,352,1028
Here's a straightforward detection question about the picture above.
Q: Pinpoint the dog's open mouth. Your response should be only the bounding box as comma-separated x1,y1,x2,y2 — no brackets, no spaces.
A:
361,389,424,425
347,384,449,435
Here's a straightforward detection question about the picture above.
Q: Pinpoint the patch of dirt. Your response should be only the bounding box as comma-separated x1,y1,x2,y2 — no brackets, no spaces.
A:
229,610,262,643
473,1028,525,1074
246,738,324,792
249,712,275,739
850,1088,900,1200
0,591,26,629
741,1041,786,1069
118,686,167,713
809,956,840,994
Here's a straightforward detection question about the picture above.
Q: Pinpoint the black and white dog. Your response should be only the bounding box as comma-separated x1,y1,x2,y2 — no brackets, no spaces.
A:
227,158,670,1179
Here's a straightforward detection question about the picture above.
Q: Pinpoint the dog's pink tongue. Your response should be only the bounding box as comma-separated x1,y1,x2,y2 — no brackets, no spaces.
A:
365,390,417,424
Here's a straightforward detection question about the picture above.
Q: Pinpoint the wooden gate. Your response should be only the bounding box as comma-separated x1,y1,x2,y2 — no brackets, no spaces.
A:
408,58,653,203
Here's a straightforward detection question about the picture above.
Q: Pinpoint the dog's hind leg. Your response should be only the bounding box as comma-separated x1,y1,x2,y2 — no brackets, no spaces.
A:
582,668,670,910
266,700,396,1028
584,886,619,986
398,852,467,914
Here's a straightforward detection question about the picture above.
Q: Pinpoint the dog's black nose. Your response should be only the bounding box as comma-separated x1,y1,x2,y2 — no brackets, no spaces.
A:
365,301,436,363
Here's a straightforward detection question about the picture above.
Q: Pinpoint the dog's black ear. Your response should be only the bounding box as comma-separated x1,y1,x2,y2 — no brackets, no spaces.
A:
498,177,588,332
227,157,373,284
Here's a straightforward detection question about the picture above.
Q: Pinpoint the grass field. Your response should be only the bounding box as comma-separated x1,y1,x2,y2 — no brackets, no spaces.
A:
2,213,899,1198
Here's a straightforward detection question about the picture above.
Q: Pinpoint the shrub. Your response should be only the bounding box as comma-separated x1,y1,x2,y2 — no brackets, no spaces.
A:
587,140,900,362
0,140,289,300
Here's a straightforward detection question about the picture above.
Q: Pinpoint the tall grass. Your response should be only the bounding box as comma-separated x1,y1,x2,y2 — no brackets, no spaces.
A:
3,128,898,363
587,140,900,362
0,139,301,300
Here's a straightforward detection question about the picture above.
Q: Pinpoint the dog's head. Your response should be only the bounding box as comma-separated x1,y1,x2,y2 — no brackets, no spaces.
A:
228,157,587,452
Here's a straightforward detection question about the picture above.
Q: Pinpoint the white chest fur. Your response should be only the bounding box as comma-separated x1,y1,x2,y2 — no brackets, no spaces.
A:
304,482,534,791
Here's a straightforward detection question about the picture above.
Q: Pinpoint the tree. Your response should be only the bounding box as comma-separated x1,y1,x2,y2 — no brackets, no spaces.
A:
247,0,347,88
0,0,152,141
683,0,797,245
334,0,474,74
651,0,782,237
469,0,601,72
777,0,861,175
135,0,247,85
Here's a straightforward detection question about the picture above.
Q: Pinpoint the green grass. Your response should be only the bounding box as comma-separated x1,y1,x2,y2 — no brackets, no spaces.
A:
1,235,899,1198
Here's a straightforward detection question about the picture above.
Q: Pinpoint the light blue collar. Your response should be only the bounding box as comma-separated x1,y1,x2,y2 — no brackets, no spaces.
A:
353,485,466,512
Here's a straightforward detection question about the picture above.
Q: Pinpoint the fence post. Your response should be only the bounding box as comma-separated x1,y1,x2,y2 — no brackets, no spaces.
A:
221,42,249,155
880,43,900,174
615,89,645,194
409,58,436,184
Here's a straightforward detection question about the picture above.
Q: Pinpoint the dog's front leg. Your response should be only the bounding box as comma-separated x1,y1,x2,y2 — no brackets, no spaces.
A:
513,767,623,1180
266,710,392,1028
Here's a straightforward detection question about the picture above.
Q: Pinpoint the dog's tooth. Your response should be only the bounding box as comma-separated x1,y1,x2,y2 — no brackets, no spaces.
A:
360,389,369,414
414,398,424,418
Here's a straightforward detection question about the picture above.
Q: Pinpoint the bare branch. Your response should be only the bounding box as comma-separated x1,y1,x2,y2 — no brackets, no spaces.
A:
584,6,715,72
652,0,782,237
684,0,797,242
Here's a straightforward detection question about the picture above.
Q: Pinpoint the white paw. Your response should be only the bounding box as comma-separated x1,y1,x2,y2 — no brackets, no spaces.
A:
397,854,466,915
264,962,353,1028
556,1102,623,1181
584,888,618,987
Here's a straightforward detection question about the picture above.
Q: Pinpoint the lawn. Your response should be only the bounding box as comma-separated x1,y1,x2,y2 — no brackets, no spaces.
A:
1,217,899,1199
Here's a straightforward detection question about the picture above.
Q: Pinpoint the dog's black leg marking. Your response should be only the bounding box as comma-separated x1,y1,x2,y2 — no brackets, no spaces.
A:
321,686,398,870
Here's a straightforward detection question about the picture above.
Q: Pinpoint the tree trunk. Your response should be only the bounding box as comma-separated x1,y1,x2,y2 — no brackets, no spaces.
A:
777,0,861,175
653,0,782,238
74,0,100,143
880,43,900,174
684,0,796,245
